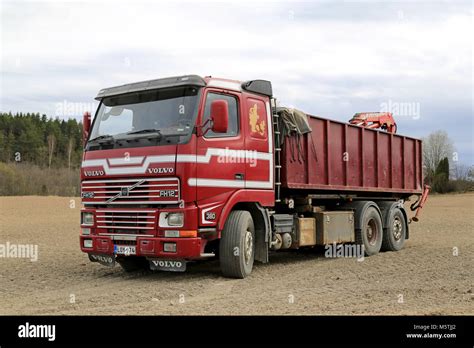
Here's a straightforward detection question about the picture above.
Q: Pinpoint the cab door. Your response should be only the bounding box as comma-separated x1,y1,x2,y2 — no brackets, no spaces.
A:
195,89,245,203
243,94,273,190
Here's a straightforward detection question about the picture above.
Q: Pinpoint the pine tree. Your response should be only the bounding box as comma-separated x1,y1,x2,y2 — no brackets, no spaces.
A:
433,157,450,193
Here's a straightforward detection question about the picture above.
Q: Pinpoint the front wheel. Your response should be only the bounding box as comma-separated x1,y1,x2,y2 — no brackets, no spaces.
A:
219,210,255,279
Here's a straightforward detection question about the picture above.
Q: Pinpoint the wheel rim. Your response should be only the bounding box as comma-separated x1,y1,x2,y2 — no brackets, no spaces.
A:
244,229,253,265
366,219,378,246
393,217,403,241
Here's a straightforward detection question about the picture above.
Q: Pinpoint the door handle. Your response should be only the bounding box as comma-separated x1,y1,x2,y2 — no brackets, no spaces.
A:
235,173,244,180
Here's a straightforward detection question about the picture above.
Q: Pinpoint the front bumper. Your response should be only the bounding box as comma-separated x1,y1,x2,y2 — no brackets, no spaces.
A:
80,204,211,260
80,235,203,260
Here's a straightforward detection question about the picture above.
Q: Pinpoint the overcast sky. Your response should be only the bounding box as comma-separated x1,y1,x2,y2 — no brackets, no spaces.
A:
1,0,472,164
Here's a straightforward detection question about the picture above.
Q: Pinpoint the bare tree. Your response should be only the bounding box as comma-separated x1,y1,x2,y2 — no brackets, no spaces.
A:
67,137,75,170
453,163,473,180
47,134,56,169
422,130,454,181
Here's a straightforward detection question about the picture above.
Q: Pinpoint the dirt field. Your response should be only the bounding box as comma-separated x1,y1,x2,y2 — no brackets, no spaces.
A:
0,194,472,315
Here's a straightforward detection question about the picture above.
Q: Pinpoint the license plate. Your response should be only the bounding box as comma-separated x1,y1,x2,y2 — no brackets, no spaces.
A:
114,245,136,255
149,259,186,272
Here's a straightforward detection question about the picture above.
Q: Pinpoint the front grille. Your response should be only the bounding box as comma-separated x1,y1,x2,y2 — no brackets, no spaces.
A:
96,209,156,233
81,177,180,206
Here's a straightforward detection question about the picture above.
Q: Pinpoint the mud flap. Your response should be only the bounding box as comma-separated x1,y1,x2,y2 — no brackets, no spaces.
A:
255,204,271,263
149,259,187,272
89,253,115,267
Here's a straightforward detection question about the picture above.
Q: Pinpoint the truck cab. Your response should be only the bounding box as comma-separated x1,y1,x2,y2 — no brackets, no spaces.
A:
80,75,275,277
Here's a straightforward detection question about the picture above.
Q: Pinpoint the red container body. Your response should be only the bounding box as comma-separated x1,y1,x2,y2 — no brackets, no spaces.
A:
281,114,423,196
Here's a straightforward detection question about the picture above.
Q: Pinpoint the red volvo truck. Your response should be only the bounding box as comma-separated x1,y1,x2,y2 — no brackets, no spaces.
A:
80,75,430,278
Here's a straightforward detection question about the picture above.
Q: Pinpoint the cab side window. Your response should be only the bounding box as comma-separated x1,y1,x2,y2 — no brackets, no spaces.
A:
203,93,239,137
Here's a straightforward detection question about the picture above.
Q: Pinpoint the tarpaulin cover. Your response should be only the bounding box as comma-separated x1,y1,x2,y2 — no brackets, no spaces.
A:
277,107,313,163
277,107,312,145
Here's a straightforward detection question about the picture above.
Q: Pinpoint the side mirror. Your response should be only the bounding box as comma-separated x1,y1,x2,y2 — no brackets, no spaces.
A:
210,100,229,133
83,111,91,146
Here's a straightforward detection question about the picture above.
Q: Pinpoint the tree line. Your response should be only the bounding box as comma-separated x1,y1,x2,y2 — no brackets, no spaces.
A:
0,113,472,195
0,112,83,169
422,130,473,193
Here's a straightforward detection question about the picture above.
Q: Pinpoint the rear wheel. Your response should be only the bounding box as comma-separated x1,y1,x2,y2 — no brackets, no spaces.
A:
219,210,255,279
382,208,406,251
117,256,148,272
356,206,383,256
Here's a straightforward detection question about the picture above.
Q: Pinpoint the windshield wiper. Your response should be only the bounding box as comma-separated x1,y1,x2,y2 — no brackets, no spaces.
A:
127,128,162,135
122,128,164,141
88,134,115,143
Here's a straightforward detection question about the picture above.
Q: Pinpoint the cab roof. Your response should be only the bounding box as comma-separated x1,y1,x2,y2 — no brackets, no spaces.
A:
95,75,272,100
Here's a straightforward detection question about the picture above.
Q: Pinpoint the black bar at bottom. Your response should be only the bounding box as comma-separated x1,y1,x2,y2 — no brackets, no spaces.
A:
0,315,472,347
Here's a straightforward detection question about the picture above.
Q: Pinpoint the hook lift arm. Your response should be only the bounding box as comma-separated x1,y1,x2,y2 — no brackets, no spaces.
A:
410,185,431,222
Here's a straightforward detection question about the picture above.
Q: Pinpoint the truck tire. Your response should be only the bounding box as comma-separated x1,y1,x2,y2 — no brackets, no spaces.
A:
356,206,383,256
117,256,148,272
382,207,406,251
219,210,255,279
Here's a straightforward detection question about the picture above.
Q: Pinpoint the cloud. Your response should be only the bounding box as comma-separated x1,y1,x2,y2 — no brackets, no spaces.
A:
1,0,472,163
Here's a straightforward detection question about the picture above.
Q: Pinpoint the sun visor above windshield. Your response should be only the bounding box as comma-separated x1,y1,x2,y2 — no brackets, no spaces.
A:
95,75,206,100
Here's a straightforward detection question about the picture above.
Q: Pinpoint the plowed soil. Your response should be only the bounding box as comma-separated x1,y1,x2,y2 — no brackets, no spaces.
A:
0,194,472,315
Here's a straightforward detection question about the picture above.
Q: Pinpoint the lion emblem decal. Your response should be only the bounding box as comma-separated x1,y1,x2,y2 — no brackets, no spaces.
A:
249,103,266,137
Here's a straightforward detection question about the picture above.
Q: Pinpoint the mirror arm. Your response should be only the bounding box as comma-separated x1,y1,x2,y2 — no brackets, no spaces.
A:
197,118,213,137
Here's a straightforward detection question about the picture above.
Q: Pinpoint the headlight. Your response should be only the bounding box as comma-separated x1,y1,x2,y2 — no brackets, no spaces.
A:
81,228,91,235
159,212,184,227
83,239,93,248
81,212,94,225
167,212,184,226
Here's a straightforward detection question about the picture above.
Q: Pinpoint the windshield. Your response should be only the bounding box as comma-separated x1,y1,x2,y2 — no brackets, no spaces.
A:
88,86,200,149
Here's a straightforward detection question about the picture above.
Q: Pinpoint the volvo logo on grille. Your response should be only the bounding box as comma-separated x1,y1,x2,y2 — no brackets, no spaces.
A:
106,179,145,203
